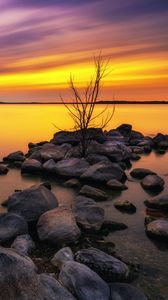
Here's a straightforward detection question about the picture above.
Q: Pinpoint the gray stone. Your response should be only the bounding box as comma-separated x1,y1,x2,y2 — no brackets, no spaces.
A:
21,159,42,173
79,185,108,201
11,234,35,256
114,199,136,213
109,282,148,300
81,161,126,183
144,194,168,212
55,158,90,177
130,168,156,179
37,208,81,245
51,247,74,269
146,219,168,241
107,179,128,190
59,261,110,300
0,213,28,244
7,184,58,222
75,248,129,282
141,175,164,191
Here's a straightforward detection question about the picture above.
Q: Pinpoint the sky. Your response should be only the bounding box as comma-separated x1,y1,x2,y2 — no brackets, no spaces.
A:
0,0,168,102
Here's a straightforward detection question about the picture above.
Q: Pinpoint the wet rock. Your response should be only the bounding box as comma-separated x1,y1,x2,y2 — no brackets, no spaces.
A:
74,195,96,207
79,185,108,201
86,154,110,165
130,153,141,161
40,273,77,300
37,207,81,245
0,213,28,244
3,151,25,162
11,234,35,256
64,178,81,188
7,184,58,222
43,159,57,173
109,282,148,300
130,168,156,179
75,248,129,282
130,146,144,154
114,199,136,213
141,175,164,191
30,143,69,162
0,164,9,175
116,124,132,139
21,159,42,173
81,161,126,183
144,194,168,212
153,133,168,145
107,179,128,190
146,219,168,241
101,220,128,231
55,158,90,177
0,246,41,300
59,261,110,300
106,129,124,142
40,181,52,190
51,247,74,269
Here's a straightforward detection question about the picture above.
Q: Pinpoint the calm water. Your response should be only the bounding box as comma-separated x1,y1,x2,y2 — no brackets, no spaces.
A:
0,104,168,299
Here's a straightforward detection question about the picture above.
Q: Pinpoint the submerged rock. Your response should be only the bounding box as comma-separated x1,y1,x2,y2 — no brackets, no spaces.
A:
114,199,136,213
109,282,148,300
107,179,128,190
59,261,110,300
81,161,126,183
0,164,9,175
79,185,108,201
146,219,168,241
7,184,58,222
75,248,129,282
51,247,74,269
144,194,168,212
0,213,28,244
37,207,81,245
101,220,128,231
130,168,156,179
3,151,25,162
11,234,35,256
141,175,164,191
64,178,81,188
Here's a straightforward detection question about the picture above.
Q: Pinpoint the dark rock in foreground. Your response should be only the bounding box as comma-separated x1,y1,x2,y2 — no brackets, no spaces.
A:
37,207,81,245
59,260,110,300
79,185,108,201
0,213,28,244
130,168,156,179
21,159,42,173
114,199,136,213
146,219,168,241
51,247,74,269
75,247,129,282
141,175,164,191
11,234,35,256
109,282,148,300
55,158,90,177
7,184,58,222
101,220,128,231
64,178,81,188
144,194,168,212
107,179,128,190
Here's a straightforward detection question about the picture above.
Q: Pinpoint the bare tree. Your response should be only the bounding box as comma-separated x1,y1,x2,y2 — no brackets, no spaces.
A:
60,53,115,157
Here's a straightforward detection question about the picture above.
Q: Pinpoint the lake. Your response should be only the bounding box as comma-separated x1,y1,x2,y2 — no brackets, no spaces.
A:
0,104,168,300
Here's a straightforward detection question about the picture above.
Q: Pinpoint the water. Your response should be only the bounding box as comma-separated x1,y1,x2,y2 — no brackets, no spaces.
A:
0,104,168,299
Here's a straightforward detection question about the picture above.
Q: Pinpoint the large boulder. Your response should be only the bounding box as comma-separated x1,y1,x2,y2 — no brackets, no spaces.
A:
37,208,81,245
130,168,156,179
79,185,108,201
43,159,57,173
144,194,168,212
81,161,126,183
116,124,132,139
3,151,25,162
7,184,58,222
109,282,148,300
141,175,164,191
75,248,129,282
21,159,42,173
146,219,168,241
54,158,90,177
0,213,28,244
59,261,110,300
11,234,35,256
0,246,41,300
29,143,69,162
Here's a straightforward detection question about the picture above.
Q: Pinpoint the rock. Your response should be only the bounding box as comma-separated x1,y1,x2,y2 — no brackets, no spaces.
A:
43,159,57,173
106,129,125,142
79,185,108,201
3,151,25,162
0,213,28,244
75,248,129,282
144,194,168,212
114,199,136,213
11,234,35,256
0,246,41,300
55,158,90,177
141,175,164,191
7,184,58,222
101,220,128,231
21,159,42,173
40,181,52,190
86,154,110,165
153,133,167,145
130,153,141,161
130,146,144,154
75,195,96,207
107,179,128,190
116,124,132,139
109,282,148,300
74,204,105,231
59,261,110,300
146,219,168,241
130,168,156,179
40,273,77,300
37,208,81,245
0,164,9,175
51,247,74,269
64,178,81,188
30,143,68,162
81,161,126,183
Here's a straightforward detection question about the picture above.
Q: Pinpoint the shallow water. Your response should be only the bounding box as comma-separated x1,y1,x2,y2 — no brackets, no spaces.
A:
0,104,168,299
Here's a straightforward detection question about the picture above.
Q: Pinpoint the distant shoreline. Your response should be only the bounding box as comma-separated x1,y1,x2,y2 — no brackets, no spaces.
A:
0,100,168,105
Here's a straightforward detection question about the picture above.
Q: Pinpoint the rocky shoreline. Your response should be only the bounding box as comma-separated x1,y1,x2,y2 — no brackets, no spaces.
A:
0,124,168,300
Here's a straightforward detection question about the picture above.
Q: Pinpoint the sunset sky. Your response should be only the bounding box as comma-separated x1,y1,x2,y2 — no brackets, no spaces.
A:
0,0,168,102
